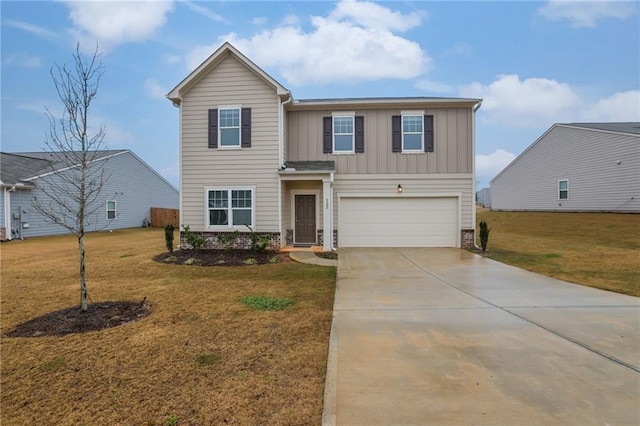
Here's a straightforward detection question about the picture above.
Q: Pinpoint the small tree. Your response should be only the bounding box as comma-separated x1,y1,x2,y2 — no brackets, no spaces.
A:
165,224,175,252
32,44,108,312
479,220,491,252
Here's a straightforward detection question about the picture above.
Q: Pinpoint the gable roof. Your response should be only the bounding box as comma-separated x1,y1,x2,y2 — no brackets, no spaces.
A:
0,150,127,186
490,122,640,184
166,42,290,106
560,122,640,135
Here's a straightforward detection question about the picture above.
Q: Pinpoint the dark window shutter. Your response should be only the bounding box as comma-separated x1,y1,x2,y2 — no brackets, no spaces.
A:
424,114,434,152
241,108,251,147
208,109,218,148
392,115,401,152
354,116,365,153
323,117,332,153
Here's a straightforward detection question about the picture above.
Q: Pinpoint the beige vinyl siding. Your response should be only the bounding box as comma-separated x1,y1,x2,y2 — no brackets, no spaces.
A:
333,174,474,230
491,126,640,212
181,55,281,231
287,108,472,174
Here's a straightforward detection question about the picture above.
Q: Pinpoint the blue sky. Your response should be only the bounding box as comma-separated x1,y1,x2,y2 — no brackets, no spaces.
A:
2,0,639,188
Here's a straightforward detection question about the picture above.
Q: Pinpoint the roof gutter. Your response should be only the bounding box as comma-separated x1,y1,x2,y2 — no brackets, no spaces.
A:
473,100,483,112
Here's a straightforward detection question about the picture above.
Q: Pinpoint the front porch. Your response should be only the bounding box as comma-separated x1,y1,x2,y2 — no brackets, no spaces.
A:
280,161,335,251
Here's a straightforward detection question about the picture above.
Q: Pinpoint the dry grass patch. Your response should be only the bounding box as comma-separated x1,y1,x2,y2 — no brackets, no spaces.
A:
1,228,336,425
476,209,639,296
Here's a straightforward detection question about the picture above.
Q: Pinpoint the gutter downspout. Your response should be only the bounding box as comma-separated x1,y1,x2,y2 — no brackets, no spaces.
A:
4,187,11,241
278,94,293,248
329,173,336,251
472,100,482,250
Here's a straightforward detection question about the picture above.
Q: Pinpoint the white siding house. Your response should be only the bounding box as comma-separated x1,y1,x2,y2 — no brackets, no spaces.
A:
491,123,640,212
0,150,179,239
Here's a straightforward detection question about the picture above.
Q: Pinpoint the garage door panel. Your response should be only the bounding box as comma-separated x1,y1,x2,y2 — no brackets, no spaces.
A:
339,197,458,247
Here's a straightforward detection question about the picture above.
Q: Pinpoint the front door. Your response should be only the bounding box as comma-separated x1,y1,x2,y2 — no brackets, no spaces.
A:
295,195,316,244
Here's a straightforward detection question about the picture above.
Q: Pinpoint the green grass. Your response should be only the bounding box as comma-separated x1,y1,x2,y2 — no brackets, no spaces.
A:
239,296,295,311
476,208,639,296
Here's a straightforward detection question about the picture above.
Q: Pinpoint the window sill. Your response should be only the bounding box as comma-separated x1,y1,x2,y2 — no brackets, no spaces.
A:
331,151,356,155
217,146,243,150
401,151,426,155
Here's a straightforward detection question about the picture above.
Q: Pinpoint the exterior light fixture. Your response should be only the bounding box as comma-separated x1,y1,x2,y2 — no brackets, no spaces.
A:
397,184,403,193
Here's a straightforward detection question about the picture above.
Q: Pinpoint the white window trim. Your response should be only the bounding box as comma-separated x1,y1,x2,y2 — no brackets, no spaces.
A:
218,105,242,149
332,115,355,154
558,179,569,200
204,186,256,229
401,113,424,153
106,200,116,220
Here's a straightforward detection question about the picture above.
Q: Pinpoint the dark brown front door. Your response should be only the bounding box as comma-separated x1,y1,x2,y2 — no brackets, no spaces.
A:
295,195,316,244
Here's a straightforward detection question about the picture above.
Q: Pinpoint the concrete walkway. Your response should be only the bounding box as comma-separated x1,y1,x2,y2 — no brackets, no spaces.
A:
323,248,640,425
289,251,337,267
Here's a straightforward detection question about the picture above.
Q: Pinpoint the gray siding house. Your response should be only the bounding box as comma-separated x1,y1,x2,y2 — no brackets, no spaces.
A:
476,187,491,208
491,123,640,212
167,43,482,250
1,150,179,240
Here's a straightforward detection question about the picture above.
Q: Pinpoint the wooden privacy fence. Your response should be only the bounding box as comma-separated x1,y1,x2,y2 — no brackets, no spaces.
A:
150,207,179,228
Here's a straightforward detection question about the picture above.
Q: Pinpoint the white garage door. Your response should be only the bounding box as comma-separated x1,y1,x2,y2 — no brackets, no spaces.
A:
338,197,458,247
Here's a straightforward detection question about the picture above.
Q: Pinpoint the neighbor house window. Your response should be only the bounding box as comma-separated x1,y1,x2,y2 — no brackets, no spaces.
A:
402,115,423,151
106,200,116,220
558,180,569,200
333,116,354,152
206,188,254,228
219,108,240,147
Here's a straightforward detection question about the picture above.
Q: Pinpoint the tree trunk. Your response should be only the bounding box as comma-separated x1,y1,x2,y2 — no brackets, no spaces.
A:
79,234,88,311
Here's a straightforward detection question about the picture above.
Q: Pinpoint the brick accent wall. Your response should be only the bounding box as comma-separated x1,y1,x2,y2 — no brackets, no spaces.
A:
461,229,475,249
285,229,293,245
0,227,5,241
317,229,338,247
180,231,281,250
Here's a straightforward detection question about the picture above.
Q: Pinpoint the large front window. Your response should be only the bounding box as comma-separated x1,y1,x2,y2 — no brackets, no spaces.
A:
402,115,423,151
219,108,240,147
207,188,253,227
333,116,354,152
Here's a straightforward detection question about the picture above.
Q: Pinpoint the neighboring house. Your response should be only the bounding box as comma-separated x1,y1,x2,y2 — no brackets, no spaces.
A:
167,42,481,250
491,123,640,212
476,187,491,208
0,150,179,240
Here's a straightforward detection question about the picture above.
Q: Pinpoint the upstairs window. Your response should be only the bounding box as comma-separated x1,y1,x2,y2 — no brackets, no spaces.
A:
207,188,254,228
208,108,251,148
402,115,423,151
392,114,434,153
333,116,354,152
219,108,240,147
558,180,569,200
106,200,116,220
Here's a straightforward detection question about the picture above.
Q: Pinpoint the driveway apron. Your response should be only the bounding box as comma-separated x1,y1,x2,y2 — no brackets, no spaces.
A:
323,248,640,425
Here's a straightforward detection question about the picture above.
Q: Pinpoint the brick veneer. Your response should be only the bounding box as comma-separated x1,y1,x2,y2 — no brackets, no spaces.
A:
461,229,475,249
180,231,281,250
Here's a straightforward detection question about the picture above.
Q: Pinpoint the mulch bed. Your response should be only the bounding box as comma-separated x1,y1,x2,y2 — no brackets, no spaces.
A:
154,249,288,266
4,299,151,338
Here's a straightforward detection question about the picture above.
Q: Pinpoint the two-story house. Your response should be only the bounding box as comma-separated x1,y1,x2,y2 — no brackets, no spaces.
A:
167,43,481,251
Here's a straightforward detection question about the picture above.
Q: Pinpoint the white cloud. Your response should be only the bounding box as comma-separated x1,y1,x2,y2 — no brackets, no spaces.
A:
144,78,168,100
461,74,581,127
462,74,640,128
281,14,300,26
4,52,42,68
63,1,175,51
182,1,225,23
329,0,423,32
476,149,517,180
582,90,640,122
186,0,429,85
414,80,455,94
538,0,637,27
252,16,268,25
5,19,60,39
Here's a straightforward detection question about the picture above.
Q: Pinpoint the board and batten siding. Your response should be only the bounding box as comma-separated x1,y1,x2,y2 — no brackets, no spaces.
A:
333,174,474,230
491,126,640,212
286,108,472,174
180,54,281,231
9,152,178,238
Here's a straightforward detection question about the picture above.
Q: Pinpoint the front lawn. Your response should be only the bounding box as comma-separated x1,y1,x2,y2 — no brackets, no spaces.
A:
476,209,639,296
1,228,336,425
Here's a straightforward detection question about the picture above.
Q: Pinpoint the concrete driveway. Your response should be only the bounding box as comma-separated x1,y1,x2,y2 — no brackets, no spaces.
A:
323,248,640,425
